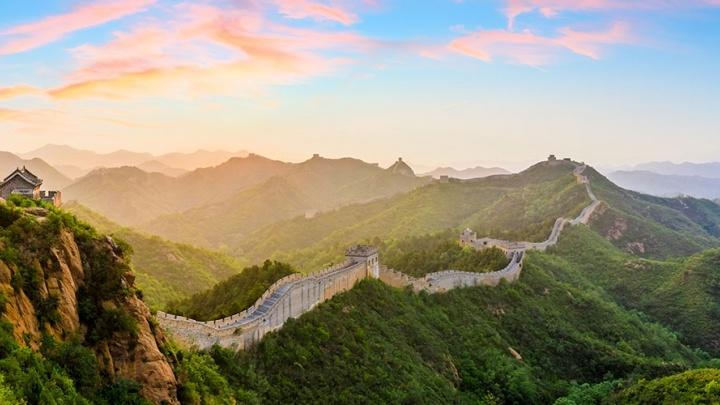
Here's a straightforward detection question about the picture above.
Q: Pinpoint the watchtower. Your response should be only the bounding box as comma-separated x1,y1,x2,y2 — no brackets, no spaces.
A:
345,245,380,279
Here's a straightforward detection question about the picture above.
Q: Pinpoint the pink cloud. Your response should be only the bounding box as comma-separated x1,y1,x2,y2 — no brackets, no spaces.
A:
273,0,359,25
47,3,375,99
506,0,720,27
449,21,633,66
0,0,156,55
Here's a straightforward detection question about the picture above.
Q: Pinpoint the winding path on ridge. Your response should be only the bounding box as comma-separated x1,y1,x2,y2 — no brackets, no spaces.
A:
157,162,603,350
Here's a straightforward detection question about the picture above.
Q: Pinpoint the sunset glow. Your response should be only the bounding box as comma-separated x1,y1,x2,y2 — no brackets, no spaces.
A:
1,0,719,167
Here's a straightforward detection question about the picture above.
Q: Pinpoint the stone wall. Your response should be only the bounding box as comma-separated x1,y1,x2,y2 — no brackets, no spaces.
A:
378,266,418,288
158,164,602,351
158,253,379,350
379,164,600,294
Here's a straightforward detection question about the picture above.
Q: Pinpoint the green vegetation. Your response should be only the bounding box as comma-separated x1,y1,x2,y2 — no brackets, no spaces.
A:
166,260,296,321
240,161,589,271
0,325,149,404
64,202,246,308
141,157,429,249
587,168,720,258
379,230,508,277
0,197,151,404
170,247,704,403
547,226,720,357
613,369,720,404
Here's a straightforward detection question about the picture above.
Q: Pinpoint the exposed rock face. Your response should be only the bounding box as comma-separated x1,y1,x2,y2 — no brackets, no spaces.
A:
96,294,178,404
0,219,178,404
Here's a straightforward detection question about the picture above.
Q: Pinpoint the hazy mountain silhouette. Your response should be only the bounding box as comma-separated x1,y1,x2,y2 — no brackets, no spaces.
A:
632,161,720,178
608,170,720,199
62,154,428,228
21,144,249,172
137,160,187,177
420,166,511,179
140,156,430,247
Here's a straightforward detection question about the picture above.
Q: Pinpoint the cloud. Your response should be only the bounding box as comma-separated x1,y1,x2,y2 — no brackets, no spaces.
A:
0,85,41,99
448,21,633,66
505,0,720,27
0,108,20,120
0,0,156,55
273,0,358,25
47,3,375,99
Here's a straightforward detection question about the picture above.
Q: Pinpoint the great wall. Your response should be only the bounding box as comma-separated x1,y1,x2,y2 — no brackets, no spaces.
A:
157,161,602,350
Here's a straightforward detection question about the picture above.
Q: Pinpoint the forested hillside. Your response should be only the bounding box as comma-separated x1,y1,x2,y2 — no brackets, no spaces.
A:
235,161,592,270
63,202,246,308
547,226,720,357
4,158,720,404
171,272,702,403
141,156,429,247
63,154,427,241
159,160,720,404
587,167,720,258
233,162,720,273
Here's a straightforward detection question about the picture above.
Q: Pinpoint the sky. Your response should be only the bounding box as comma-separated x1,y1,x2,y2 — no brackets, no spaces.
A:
0,0,719,169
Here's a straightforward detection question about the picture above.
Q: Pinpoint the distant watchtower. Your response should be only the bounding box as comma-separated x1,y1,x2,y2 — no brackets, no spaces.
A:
547,154,561,167
345,245,380,279
460,228,478,246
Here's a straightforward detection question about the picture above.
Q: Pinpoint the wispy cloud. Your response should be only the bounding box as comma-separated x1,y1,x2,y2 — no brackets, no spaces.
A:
273,0,359,25
449,21,633,66
505,0,720,27
0,0,156,55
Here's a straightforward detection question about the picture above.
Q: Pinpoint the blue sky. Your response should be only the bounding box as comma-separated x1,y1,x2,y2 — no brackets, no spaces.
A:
0,0,719,169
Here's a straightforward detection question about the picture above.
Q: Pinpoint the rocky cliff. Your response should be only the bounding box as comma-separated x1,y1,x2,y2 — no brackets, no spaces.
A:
0,202,177,404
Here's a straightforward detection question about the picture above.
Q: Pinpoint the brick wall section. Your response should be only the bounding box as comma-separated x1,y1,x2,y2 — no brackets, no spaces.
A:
157,255,380,350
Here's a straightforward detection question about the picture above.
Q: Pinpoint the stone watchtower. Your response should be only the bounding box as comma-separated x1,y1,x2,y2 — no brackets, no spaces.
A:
345,245,380,279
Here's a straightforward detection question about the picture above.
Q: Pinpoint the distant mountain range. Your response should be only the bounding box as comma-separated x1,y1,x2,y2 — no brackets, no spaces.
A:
420,166,511,179
20,144,248,178
607,170,720,199
62,154,430,234
631,161,720,178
